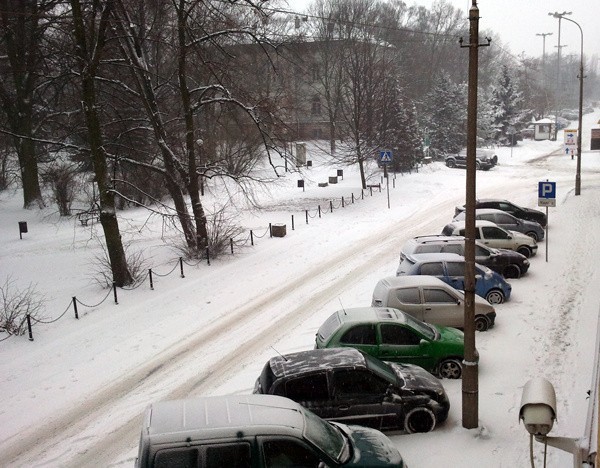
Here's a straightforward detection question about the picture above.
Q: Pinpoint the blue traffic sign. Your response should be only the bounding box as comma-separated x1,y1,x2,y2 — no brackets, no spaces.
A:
379,150,393,163
538,181,556,207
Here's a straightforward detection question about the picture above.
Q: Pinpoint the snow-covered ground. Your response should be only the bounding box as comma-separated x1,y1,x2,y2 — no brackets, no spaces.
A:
1,110,600,467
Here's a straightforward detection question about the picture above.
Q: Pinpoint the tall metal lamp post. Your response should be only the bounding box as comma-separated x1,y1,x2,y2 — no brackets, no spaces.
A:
548,11,571,141
550,12,584,195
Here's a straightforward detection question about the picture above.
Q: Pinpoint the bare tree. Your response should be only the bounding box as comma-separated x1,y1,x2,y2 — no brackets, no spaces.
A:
0,0,59,208
69,0,132,286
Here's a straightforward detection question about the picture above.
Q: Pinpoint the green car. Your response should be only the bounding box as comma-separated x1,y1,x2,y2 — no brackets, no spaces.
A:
315,307,466,379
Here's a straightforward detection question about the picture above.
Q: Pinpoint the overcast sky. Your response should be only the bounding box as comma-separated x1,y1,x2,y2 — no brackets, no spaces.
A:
285,0,600,62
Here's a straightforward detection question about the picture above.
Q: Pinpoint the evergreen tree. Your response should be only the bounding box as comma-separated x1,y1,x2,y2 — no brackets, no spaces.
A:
376,82,423,172
420,72,467,158
488,64,523,145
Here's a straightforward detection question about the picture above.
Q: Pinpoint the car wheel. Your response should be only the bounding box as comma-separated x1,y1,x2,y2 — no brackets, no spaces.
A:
446,159,456,168
404,407,437,434
486,288,505,304
525,231,539,241
517,245,532,257
503,264,521,279
474,315,490,332
475,161,481,170
438,359,462,379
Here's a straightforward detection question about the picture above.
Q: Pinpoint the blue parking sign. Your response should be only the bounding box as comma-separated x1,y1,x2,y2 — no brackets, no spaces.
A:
538,181,556,207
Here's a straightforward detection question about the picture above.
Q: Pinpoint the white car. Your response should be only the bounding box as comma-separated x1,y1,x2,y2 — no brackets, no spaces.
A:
372,275,497,331
441,220,538,258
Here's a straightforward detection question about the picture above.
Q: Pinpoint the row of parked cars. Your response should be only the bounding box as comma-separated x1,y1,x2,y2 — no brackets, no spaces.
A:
134,199,547,467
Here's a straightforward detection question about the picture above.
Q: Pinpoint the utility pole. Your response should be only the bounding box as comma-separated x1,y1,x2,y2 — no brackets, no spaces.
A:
549,11,572,140
537,32,552,116
459,0,490,429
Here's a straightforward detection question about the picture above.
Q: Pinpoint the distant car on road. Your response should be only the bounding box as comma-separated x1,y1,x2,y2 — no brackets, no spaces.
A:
444,148,498,170
136,394,406,467
372,275,496,331
396,252,511,304
454,198,547,227
442,220,538,258
452,208,545,241
399,235,530,279
315,307,466,379
254,347,450,433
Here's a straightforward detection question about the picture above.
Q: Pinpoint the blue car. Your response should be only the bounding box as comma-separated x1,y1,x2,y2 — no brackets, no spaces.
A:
396,252,511,304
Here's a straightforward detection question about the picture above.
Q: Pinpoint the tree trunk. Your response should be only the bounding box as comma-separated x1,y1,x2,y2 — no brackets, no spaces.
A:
70,0,132,287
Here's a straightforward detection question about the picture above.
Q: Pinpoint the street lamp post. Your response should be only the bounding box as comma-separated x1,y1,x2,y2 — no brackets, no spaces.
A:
536,32,553,112
550,12,584,195
548,11,571,140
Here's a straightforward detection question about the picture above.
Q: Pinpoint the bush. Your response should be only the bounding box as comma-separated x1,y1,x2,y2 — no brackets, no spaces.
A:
0,277,45,336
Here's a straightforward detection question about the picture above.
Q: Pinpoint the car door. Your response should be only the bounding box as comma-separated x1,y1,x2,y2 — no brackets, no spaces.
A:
337,324,379,357
391,287,424,321
444,260,465,291
330,368,397,430
259,437,323,468
422,287,463,329
376,323,435,371
480,226,512,249
494,212,521,233
279,373,331,420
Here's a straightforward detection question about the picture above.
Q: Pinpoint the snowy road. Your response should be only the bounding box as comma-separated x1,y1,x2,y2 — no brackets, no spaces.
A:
1,120,600,467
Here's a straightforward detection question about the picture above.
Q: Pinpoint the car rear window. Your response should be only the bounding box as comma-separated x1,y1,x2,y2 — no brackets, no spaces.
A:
317,312,341,342
396,287,420,304
258,361,277,394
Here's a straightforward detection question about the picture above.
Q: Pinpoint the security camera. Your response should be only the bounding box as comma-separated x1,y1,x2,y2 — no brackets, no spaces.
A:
519,377,557,436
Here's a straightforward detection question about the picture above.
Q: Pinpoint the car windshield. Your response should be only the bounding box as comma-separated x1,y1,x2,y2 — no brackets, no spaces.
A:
402,313,436,340
362,353,399,385
303,408,350,463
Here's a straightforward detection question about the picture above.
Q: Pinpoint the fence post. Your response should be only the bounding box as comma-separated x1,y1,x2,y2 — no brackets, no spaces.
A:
393,178,396,189
179,257,185,278
26,314,33,341
291,215,295,231
361,190,364,200
342,196,345,208
305,210,309,224
72,296,79,319
250,230,254,246
113,281,118,305
149,269,154,290
205,247,210,266
352,193,355,204
369,186,373,196
230,238,234,254
330,200,333,213
269,223,273,238
318,205,321,218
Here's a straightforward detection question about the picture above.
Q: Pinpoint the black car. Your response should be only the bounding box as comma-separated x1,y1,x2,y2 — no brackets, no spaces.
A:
444,149,498,171
254,348,450,434
455,198,547,227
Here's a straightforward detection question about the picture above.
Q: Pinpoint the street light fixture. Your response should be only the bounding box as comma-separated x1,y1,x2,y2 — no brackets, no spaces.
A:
549,12,584,195
548,11,571,141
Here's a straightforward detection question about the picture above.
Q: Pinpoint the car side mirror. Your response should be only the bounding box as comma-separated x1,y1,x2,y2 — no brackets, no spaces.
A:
507,235,512,240
456,299,461,305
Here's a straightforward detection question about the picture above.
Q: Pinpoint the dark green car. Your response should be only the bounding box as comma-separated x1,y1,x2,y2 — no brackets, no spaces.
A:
315,307,466,379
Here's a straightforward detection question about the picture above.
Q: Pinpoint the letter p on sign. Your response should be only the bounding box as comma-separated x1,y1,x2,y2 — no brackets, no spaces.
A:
538,181,556,207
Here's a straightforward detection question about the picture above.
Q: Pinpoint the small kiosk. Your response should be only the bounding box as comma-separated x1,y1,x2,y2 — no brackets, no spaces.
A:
533,118,554,141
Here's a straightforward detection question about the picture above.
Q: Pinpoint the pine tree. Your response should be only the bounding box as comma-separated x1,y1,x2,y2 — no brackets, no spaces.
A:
376,82,423,172
488,64,523,145
421,72,467,158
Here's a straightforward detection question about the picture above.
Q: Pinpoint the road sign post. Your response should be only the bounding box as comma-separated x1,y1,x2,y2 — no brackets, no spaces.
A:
538,181,556,262
379,151,393,209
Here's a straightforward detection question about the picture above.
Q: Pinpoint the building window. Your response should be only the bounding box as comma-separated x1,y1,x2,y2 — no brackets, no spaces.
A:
311,96,321,115
311,64,320,82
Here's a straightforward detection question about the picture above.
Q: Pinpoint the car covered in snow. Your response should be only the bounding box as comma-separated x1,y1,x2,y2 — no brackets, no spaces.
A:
444,148,498,170
254,347,449,433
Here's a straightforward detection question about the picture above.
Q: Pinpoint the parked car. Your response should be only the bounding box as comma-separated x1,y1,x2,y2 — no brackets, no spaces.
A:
399,235,530,278
372,275,496,331
444,148,498,170
396,252,511,304
315,307,466,379
254,347,449,433
136,394,407,468
455,198,547,227
452,208,545,241
442,220,538,258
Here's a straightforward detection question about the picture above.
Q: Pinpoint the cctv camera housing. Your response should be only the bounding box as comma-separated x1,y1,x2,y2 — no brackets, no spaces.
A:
519,378,557,436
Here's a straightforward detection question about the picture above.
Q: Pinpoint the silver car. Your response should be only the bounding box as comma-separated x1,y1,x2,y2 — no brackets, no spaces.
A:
453,208,544,241
372,275,497,331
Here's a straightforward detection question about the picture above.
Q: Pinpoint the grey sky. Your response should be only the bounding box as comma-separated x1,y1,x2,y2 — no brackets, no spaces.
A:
285,0,600,62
